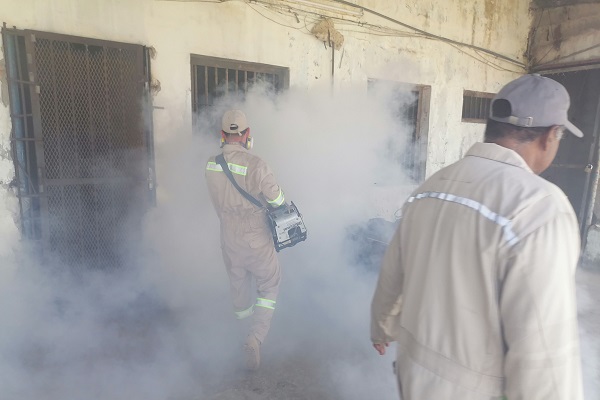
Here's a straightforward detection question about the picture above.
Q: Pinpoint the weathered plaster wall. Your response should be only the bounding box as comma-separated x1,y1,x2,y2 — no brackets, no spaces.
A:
0,0,531,220
0,51,19,261
320,0,530,173
529,3,600,69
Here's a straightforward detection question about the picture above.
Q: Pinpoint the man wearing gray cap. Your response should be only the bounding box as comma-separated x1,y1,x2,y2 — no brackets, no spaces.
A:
371,74,584,399
206,109,285,371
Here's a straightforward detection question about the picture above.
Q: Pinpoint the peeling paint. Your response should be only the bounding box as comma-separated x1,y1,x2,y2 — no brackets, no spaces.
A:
0,145,10,161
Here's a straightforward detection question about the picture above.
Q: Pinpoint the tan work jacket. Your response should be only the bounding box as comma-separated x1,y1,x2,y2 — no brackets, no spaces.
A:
371,143,583,399
205,144,284,249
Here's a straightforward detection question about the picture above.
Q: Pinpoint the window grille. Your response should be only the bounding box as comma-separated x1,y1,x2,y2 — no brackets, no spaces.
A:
191,55,289,115
2,28,154,269
462,90,495,123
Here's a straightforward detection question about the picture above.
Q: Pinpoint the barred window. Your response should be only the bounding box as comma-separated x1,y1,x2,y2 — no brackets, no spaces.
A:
462,90,495,123
191,55,289,115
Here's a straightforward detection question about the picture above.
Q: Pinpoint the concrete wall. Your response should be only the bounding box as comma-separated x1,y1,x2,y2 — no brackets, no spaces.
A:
529,3,600,70
330,0,529,172
0,0,531,227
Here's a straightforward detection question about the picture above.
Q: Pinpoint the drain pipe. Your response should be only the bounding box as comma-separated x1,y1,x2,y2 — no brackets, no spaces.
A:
329,30,335,88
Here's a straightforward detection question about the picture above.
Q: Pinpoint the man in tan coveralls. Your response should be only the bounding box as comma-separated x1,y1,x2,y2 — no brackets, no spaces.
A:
371,75,584,399
205,110,285,370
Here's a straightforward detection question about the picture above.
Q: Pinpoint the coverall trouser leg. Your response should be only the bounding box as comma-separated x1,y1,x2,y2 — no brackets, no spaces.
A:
223,241,281,344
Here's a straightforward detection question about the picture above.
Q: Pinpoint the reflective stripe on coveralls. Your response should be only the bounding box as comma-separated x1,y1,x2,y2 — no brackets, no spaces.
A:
206,161,248,176
256,297,276,310
267,189,285,207
235,305,254,320
407,191,520,247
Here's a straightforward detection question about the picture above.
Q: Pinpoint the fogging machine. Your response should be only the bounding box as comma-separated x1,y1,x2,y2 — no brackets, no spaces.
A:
215,154,307,251
267,201,307,252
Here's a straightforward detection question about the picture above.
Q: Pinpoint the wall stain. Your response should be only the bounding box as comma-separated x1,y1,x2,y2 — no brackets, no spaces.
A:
0,57,9,107
552,23,563,50
483,0,495,45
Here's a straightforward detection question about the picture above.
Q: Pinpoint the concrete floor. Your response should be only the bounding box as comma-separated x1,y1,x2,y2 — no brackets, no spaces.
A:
202,267,600,400
577,266,600,399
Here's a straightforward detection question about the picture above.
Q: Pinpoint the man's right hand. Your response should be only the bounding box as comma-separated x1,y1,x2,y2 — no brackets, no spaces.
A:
373,342,389,355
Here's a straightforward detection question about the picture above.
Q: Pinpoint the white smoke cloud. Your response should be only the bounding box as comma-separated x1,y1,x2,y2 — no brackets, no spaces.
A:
148,82,415,399
0,80,412,400
35,81,408,399
0,76,598,400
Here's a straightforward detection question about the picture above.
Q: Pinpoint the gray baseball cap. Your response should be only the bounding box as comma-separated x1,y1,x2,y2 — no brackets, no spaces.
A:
490,74,583,137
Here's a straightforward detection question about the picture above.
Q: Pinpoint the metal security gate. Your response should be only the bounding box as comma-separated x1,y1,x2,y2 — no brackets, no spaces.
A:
541,69,600,240
3,29,154,269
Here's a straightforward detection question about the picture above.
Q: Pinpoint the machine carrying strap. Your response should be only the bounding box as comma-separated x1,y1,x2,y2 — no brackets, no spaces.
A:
215,154,264,209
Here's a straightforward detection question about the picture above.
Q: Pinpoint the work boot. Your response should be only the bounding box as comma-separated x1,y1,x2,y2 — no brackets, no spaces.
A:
243,335,261,371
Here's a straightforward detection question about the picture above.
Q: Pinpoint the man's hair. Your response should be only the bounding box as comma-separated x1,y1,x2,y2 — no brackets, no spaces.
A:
223,128,249,137
485,98,551,143
484,119,550,143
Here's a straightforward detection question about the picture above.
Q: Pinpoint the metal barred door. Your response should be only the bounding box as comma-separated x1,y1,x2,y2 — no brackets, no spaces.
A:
24,31,151,269
542,70,600,238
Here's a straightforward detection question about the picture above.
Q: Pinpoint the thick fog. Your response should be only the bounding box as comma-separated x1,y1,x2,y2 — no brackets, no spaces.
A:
0,80,598,400
0,82,414,400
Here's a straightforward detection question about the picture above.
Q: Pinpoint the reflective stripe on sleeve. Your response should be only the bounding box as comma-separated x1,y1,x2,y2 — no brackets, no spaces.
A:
267,189,285,207
206,162,222,172
206,161,248,176
235,305,254,319
407,191,520,247
256,298,276,310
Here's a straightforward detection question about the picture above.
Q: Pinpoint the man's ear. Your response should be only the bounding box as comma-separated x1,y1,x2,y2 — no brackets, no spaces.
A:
539,126,558,150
